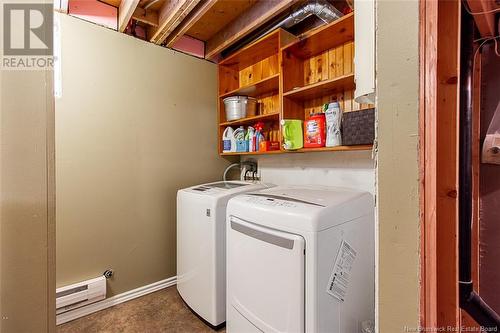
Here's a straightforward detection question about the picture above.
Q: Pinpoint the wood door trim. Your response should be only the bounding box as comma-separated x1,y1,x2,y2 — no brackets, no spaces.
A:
420,0,461,329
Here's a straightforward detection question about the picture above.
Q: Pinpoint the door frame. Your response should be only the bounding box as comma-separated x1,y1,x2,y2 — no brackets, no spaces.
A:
419,0,461,329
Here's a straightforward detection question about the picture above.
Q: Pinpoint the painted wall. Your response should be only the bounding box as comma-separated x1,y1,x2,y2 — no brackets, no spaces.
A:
375,0,421,332
0,15,56,333
55,14,229,296
245,151,374,194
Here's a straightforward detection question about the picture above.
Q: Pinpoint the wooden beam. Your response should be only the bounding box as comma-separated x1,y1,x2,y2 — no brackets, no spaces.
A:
132,7,159,27
420,0,439,327
466,0,497,38
420,0,461,329
205,0,300,60
118,0,140,32
149,0,201,45
54,0,69,13
435,0,460,328
164,0,218,47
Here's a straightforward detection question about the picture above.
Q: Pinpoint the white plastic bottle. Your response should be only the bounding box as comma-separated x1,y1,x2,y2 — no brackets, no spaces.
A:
325,102,343,147
222,126,235,153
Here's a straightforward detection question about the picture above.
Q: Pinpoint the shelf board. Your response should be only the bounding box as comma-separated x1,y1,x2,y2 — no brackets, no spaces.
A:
220,150,283,156
219,112,280,127
219,74,279,98
295,145,373,153
283,74,355,101
282,12,354,59
220,144,373,156
219,29,282,70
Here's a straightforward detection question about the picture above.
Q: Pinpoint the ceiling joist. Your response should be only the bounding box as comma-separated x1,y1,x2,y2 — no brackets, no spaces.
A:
54,0,69,14
205,0,300,60
164,0,218,47
132,6,159,27
149,0,201,45
119,0,140,32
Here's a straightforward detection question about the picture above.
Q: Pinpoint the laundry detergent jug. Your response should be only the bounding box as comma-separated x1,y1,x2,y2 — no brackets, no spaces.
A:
222,126,236,153
304,113,326,148
281,119,303,150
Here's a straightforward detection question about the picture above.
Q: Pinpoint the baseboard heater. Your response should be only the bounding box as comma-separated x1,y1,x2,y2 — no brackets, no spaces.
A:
56,276,106,314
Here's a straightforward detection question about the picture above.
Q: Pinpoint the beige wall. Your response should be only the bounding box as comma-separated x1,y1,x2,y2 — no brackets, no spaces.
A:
375,0,420,332
55,14,229,296
0,40,56,333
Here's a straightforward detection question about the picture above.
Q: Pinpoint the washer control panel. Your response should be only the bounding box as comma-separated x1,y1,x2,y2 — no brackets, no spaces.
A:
244,195,298,208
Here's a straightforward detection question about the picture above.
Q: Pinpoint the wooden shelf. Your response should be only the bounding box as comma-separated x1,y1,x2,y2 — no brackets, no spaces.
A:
220,150,283,156
282,12,354,59
220,144,373,156
219,29,295,70
295,145,373,153
219,74,279,98
283,74,355,101
219,112,280,126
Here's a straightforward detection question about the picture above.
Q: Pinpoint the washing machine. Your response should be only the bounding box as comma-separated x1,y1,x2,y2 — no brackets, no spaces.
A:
176,181,273,327
226,185,375,333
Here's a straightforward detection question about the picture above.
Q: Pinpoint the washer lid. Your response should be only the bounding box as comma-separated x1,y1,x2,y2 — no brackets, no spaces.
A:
252,185,369,208
204,181,250,189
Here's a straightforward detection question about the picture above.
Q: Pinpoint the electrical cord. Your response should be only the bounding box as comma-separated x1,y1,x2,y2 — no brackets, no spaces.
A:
473,35,500,78
462,0,500,15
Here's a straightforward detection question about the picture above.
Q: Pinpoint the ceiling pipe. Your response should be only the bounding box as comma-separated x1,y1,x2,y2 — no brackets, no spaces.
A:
279,0,343,29
221,0,343,58
144,0,161,10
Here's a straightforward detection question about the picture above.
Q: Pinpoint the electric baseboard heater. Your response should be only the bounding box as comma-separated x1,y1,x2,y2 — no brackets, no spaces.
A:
56,276,106,314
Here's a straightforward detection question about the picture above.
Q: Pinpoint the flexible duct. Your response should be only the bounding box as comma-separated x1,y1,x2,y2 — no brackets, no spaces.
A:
221,0,343,58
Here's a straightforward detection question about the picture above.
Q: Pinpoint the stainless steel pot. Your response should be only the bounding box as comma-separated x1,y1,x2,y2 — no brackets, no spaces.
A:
223,96,257,121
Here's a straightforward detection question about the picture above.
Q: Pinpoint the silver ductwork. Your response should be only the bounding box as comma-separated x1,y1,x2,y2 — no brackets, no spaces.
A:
222,0,344,58
280,0,343,28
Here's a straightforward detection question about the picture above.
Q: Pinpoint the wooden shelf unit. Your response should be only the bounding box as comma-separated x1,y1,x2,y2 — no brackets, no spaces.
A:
217,12,374,156
217,29,296,155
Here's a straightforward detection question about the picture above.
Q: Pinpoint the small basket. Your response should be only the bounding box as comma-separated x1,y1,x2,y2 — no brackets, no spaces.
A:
342,108,375,145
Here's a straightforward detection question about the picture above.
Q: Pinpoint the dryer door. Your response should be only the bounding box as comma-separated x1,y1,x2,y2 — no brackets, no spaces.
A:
227,216,305,333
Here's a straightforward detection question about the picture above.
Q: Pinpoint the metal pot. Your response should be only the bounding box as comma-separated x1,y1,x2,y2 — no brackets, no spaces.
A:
223,96,257,121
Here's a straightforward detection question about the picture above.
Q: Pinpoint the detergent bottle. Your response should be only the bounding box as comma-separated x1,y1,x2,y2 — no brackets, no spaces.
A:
233,126,248,152
222,126,236,153
325,102,342,147
246,126,255,152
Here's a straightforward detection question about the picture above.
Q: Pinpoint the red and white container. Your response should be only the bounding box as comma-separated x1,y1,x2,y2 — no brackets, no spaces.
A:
304,113,326,148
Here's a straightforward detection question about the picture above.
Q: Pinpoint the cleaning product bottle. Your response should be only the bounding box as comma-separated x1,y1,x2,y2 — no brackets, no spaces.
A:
246,126,255,152
325,102,342,147
233,126,247,152
222,126,235,153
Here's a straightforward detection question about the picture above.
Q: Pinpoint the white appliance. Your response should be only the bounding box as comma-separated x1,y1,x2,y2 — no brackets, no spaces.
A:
226,186,374,332
177,181,273,327
56,276,106,314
